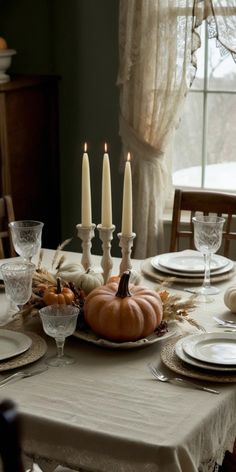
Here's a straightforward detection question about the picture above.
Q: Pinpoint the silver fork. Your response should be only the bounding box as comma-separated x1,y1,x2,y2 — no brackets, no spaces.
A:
213,317,236,328
147,363,219,394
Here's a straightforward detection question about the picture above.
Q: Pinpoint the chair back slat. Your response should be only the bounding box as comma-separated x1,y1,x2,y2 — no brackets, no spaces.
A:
170,189,236,257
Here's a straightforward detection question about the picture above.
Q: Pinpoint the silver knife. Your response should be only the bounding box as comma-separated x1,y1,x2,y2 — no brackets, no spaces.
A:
0,365,48,388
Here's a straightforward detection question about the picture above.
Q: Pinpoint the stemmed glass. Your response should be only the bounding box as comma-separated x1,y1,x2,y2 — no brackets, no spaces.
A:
0,261,35,313
192,215,225,299
9,220,44,262
39,305,79,367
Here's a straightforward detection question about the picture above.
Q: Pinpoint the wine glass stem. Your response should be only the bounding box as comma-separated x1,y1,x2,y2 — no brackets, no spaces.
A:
23,257,32,263
55,337,65,358
203,253,211,289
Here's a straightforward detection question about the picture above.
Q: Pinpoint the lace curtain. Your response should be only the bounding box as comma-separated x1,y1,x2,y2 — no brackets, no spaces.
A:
117,0,236,259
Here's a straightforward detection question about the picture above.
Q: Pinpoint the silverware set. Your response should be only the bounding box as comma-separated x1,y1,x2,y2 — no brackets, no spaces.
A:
147,363,220,394
0,365,48,388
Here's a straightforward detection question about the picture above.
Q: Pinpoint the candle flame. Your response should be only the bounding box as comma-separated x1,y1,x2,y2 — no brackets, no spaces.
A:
84,142,87,153
127,152,131,162
104,142,107,153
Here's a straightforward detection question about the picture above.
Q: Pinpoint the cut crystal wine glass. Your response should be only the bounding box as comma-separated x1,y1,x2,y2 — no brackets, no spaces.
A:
192,215,225,298
39,305,79,367
0,261,35,312
9,220,44,262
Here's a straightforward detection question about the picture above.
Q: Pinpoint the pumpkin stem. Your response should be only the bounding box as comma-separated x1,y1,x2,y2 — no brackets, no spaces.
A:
56,277,62,294
116,271,131,298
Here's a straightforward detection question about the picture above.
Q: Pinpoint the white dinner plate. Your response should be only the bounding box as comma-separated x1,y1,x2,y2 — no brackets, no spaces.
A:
182,332,236,365
73,323,177,349
157,251,229,273
151,255,234,278
0,329,32,361
175,336,236,372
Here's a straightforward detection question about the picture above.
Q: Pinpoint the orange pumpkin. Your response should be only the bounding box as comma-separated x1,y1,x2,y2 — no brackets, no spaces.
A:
107,275,120,284
43,278,75,305
84,271,163,342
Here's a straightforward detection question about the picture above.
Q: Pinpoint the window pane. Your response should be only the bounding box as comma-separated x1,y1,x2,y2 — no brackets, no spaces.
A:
172,92,203,188
204,93,236,191
208,38,236,91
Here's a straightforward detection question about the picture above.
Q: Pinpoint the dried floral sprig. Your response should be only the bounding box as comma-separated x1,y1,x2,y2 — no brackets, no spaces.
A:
158,289,204,331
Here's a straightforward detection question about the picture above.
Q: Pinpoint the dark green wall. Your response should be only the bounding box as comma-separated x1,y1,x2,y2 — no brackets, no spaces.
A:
0,0,122,257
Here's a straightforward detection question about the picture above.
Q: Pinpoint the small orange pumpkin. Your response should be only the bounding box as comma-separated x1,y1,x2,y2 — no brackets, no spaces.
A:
107,275,120,284
84,271,163,342
43,278,75,305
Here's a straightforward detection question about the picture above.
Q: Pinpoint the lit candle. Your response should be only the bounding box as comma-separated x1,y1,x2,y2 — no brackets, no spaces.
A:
81,142,92,226
121,153,133,236
101,143,112,227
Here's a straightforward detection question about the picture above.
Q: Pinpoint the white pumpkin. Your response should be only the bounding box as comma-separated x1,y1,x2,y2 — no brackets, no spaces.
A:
224,286,236,313
129,269,142,285
56,263,84,286
78,269,104,295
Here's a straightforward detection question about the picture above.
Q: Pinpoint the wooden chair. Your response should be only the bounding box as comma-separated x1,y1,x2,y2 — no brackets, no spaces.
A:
169,189,236,257
0,399,25,472
0,195,15,258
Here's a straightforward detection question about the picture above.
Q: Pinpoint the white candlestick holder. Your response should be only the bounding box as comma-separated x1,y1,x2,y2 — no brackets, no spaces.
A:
97,224,116,283
76,223,96,271
118,232,136,275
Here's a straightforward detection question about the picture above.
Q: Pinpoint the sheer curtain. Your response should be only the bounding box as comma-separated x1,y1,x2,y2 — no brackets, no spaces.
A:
117,0,236,259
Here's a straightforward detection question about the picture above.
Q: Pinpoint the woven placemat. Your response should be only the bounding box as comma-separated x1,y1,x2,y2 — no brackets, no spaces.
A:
161,336,236,383
0,331,47,372
141,258,236,285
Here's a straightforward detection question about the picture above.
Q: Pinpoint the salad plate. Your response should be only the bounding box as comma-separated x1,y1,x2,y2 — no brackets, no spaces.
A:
0,329,32,361
156,251,230,274
182,332,236,365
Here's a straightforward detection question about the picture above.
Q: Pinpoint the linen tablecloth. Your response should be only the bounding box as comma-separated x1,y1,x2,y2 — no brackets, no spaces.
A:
0,249,235,472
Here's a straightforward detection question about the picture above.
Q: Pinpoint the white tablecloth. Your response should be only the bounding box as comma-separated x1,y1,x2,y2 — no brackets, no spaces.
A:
0,249,236,472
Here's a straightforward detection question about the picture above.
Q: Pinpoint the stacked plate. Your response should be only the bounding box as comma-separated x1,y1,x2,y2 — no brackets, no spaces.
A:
175,332,236,372
0,329,32,362
0,329,47,372
150,249,234,282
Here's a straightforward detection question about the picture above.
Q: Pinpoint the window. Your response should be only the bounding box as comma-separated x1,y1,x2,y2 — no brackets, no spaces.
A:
172,22,236,192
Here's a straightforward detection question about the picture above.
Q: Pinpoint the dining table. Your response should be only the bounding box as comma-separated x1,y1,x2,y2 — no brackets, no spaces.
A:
0,248,236,472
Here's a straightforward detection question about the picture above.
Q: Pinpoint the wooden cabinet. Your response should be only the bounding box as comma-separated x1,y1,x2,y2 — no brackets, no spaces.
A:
0,75,61,249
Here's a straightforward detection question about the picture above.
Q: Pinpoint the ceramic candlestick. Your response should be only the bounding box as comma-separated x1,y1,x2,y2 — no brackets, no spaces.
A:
76,223,96,271
97,224,116,283
118,232,136,275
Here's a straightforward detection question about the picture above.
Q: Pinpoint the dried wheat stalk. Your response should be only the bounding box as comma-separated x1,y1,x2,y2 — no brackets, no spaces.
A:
51,238,72,269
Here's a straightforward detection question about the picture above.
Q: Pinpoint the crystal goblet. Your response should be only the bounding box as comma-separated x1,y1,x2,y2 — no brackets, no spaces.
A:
39,305,79,367
9,220,44,262
0,261,35,312
192,215,225,299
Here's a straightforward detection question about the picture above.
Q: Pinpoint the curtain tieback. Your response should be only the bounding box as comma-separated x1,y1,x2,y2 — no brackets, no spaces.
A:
119,115,164,164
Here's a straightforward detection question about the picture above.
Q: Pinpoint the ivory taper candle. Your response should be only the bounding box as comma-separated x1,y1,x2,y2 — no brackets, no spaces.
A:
81,142,92,226
121,153,133,236
101,143,112,227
